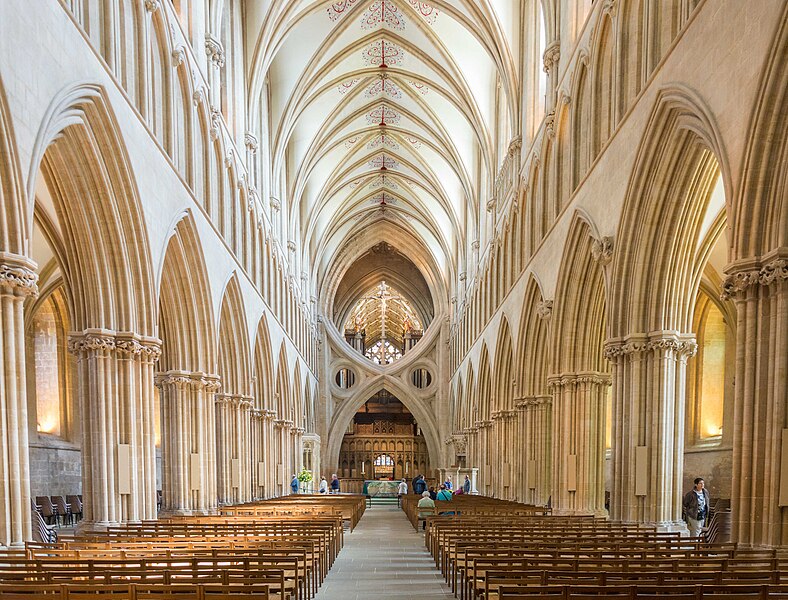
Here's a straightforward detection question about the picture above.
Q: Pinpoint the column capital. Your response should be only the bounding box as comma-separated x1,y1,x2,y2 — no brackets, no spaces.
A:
0,254,38,297
721,248,788,300
542,40,561,73
68,329,162,361
547,372,611,389
605,332,697,360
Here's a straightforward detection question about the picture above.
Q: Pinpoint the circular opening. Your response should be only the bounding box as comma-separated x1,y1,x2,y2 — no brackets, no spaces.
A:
411,368,432,389
335,368,356,389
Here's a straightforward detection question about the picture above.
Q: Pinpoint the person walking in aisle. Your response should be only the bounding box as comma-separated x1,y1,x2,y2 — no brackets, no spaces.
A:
683,477,710,538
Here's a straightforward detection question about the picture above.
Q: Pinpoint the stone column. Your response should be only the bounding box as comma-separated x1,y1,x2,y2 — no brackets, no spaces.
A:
250,409,263,499
69,330,161,528
722,252,787,547
0,255,37,546
263,410,276,497
605,334,696,529
215,394,253,505
548,373,609,516
156,371,219,514
517,396,553,506
542,40,561,114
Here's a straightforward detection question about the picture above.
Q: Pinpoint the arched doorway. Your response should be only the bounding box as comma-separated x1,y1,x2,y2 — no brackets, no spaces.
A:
337,391,431,486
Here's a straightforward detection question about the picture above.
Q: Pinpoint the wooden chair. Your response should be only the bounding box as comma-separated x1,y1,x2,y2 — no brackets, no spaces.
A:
51,497,72,527
35,497,58,526
66,496,82,522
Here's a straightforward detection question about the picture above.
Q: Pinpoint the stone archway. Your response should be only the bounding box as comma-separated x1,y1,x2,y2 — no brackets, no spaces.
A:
324,375,443,479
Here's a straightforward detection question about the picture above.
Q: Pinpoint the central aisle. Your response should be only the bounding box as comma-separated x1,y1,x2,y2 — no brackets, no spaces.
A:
314,505,454,599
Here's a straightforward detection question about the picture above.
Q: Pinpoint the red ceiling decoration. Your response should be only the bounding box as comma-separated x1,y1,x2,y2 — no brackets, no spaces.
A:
364,75,403,99
408,80,429,95
368,153,400,170
361,0,406,30
366,105,401,126
407,0,438,24
362,39,405,67
327,0,361,21
367,133,400,150
369,174,400,190
337,78,360,94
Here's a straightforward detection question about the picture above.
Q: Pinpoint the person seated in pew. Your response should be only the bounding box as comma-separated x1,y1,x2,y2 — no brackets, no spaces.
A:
436,484,452,502
417,491,436,530
428,486,437,500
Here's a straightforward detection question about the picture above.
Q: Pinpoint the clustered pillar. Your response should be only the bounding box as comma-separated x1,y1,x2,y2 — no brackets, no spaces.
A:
68,330,161,528
215,394,253,505
0,255,37,546
156,371,220,514
605,334,696,529
515,396,552,505
548,373,609,516
722,251,787,547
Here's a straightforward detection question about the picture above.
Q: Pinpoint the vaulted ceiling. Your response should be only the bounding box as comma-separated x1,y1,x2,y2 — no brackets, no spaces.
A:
247,0,520,307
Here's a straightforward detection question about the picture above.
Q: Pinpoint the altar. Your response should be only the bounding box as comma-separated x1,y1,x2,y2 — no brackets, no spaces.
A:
362,480,399,497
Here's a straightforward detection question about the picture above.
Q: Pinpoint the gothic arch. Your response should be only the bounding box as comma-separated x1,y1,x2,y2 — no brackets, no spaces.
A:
492,317,514,413
517,275,550,397
731,4,788,259
324,375,442,477
157,211,216,374
253,313,275,413
216,273,251,395
610,85,731,337
0,77,27,257
29,83,156,335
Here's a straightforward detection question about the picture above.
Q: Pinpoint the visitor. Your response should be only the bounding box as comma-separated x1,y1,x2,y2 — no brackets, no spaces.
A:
290,474,299,494
414,475,427,495
436,484,452,502
411,474,419,493
397,478,408,507
417,490,436,530
330,473,341,494
318,476,328,494
444,475,453,490
683,477,710,539
463,475,471,494
428,486,437,501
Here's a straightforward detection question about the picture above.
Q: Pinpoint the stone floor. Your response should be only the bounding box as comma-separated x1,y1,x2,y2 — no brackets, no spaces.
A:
314,505,454,599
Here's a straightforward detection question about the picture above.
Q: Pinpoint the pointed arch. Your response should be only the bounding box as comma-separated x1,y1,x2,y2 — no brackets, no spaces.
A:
551,214,608,374
492,317,514,413
610,85,730,336
29,83,155,334
157,211,216,373
517,275,550,397
217,273,251,395
253,313,275,413
0,77,28,256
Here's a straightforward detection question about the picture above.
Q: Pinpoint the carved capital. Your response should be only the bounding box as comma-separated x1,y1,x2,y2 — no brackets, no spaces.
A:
68,330,117,356
192,88,206,107
591,236,614,265
721,258,787,300
172,46,186,67
245,133,259,153
536,299,553,320
542,40,561,73
144,0,160,12
0,257,38,297
270,196,281,212
204,34,225,68
115,334,162,361
545,111,556,139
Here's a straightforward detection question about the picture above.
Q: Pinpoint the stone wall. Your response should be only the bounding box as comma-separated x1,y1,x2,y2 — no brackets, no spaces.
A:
29,439,81,499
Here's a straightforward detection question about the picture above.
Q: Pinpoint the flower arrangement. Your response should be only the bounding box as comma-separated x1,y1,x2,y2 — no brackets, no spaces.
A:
297,468,313,484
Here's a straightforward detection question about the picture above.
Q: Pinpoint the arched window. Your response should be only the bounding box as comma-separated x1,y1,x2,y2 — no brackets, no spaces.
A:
374,454,394,467
689,291,728,444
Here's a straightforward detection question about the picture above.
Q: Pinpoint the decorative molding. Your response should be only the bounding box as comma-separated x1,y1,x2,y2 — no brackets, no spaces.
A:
547,372,612,389
244,132,259,153
69,330,162,361
0,259,38,297
605,334,698,360
192,88,206,107
144,0,160,12
172,46,186,67
209,107,222,141
204,33,225,68
721,256,788,300
591,236,614,265
542,40,561,73
536,299,553,320
270,196,281,212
